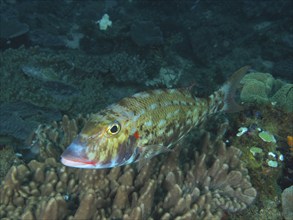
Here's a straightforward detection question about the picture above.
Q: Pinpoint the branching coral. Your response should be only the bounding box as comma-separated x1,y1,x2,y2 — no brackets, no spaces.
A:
28,115,87,161
0,116,256,220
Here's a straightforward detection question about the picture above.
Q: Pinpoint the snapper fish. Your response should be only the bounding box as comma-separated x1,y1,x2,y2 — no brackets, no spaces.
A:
61,66,250,169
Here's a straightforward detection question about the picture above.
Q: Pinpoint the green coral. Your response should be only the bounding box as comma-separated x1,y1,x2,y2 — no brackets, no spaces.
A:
249,146,263,156
271,83,293,112
0,146,16,182
240,71,292,112
258,131,276,143
240,72,275,104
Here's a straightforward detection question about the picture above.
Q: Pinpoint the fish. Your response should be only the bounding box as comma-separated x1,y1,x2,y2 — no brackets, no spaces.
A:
61,66,250,169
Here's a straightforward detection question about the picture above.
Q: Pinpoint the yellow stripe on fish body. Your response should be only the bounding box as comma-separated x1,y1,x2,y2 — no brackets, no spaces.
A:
61,66,250,169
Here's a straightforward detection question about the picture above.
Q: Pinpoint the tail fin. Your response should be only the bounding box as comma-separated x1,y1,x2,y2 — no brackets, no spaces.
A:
220,65,251,112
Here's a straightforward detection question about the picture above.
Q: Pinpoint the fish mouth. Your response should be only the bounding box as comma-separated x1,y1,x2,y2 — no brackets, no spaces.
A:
61,136,97,168
61,135,138,169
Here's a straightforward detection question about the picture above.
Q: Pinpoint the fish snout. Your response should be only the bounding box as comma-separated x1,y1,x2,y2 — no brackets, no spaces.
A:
61,136,96,168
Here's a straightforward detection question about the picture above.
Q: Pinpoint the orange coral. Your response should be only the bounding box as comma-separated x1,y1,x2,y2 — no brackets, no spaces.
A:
287,136,293,153
287,136,293,147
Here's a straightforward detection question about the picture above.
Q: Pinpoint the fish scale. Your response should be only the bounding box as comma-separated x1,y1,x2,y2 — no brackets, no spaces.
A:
127,91,200,160
61,66,250,169
125,90,197,146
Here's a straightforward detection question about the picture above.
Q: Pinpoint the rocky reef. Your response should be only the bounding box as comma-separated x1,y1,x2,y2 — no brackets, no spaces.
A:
0,116,257,220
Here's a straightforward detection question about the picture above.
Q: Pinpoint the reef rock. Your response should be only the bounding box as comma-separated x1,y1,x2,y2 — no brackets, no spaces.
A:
282,185,293,220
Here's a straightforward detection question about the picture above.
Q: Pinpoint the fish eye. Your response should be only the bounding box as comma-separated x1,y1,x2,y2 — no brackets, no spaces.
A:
107,121,121,135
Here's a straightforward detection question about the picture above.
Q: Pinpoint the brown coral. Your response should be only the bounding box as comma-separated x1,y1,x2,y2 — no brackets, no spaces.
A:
0,116,257,220
28,114,87,161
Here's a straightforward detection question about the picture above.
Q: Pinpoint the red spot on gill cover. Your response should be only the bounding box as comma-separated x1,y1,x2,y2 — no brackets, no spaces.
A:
134,131,140,139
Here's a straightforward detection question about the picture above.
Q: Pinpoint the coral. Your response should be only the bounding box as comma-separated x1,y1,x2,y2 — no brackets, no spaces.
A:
130,20,164,47
270,83,293,112
229,195,282,220
0,146,17,182
240,72,275,104
239,71,293,112
145,54,195,88
0,116,256,220
224,103,293,219
0,19,29,39
145,67,182,88
0,102,62,144
98,52,149,84
28,115,87,161
149,137,257,219
282,185,293,220
0,158,75,219
0,47,106,115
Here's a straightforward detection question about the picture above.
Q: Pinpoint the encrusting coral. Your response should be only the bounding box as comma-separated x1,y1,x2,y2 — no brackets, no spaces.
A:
271,83,293,112
240,71,293,112
240,72,275,104
0,116,257,220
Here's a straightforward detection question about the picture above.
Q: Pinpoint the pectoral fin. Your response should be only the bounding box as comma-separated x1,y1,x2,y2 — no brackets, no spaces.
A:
136,144,172,170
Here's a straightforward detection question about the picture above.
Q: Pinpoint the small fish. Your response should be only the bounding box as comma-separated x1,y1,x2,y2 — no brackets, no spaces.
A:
61,66,250,169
